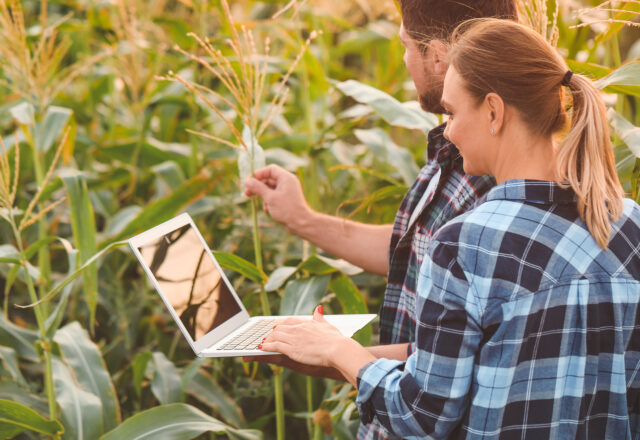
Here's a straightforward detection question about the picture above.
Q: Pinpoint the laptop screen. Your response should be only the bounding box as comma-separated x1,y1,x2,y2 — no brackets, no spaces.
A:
137,223,242,341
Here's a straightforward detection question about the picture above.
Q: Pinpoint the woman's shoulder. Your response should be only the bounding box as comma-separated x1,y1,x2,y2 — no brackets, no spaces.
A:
432,198,532,246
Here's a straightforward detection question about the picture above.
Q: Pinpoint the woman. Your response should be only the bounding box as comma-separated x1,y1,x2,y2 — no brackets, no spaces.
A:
260,19,640,439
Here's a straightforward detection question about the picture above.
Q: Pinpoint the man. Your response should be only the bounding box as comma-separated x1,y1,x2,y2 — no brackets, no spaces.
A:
245,1,518,438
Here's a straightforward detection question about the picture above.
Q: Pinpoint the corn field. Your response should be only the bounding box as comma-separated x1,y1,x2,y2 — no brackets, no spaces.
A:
0,0,638,439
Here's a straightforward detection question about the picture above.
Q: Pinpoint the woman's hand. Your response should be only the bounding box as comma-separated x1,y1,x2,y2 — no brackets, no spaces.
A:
260,306,347,367
259,306,377,386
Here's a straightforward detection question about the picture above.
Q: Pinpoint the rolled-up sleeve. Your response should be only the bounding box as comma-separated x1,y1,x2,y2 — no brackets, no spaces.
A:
356,238,483,439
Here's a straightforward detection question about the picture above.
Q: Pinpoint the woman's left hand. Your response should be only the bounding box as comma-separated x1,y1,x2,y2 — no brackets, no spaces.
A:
260,306,350,367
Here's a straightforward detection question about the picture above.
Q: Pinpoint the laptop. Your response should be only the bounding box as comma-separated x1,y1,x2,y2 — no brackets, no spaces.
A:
128,213,376,357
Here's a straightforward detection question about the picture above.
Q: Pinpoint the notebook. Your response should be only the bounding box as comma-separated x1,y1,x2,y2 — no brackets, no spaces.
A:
128,213,376,357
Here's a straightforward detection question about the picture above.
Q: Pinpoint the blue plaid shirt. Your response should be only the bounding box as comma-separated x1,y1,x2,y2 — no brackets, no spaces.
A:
357,180,640,439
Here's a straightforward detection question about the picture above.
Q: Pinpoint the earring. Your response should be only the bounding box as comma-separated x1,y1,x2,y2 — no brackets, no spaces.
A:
490,127,495,135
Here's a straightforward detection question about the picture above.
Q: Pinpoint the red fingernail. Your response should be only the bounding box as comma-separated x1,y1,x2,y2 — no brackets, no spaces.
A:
262,337,266,342
273,325,277,329
318,305,324,314
257,344,263,349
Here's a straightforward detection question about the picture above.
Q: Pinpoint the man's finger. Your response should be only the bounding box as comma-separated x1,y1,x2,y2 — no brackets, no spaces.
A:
253,164,286,181
244,177,272,198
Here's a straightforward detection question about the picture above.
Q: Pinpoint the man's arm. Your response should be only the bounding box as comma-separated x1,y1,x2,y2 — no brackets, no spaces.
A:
243,343,410,382
245,165,393,276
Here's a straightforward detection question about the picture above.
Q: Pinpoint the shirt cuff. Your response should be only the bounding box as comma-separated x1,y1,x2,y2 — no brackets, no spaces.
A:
356,358,406,425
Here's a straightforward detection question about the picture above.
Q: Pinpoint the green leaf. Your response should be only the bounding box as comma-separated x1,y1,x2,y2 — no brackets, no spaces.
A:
280,276,331,316
52,357,103,440
595,2,640,44
354,128,419,185
99,137,190,169
0,244,19,261
264,266,297,292
335,79,438,132
213,252,267,284
264,148,309,171
148,352,182,405
99,403,262,440
609,108,640,157
238,126,266,185
34,106,73,152
184,368,245,427
45,241,79,337
104,171,217,244
0,314,38,362
566,59,640,97
152,161,186,193
9,102,34,126
0,382,48,415
328,275,368,314
62,174,99,331
595,62,640,89
316,256,363,276
0,347,25,384
0,399,64,438
329,275,371,345
298,256,338,275
132,351,152,399
54,322,121,431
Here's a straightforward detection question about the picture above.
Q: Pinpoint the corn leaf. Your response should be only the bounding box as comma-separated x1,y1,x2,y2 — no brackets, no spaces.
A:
0,399,64,438
335,79,438,132
355,128,419,185
52,357,103,440
34,106,73,153
54,322,121,431
99,403,262,440
183,368,245,427
9,102,34,126
62,173,99,332
0,314,38,362
329,274,371,345
104,171,218,244
213,252,267,284
148,352,183,405
264,266,297,292
280,276,331,316
595,2,640,44
609,109,640,158
595,62,640,89
566,59,640,97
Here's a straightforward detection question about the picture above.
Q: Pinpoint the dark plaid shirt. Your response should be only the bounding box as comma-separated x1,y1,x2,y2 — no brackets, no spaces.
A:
379,124,494,345
358,180,640,439
360,124,494,439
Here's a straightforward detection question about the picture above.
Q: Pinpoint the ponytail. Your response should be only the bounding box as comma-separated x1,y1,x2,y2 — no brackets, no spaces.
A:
556,73,624,249
448,19,625,249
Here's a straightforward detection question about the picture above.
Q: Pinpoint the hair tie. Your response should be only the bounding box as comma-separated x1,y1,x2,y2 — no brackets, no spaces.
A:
561,70,574,87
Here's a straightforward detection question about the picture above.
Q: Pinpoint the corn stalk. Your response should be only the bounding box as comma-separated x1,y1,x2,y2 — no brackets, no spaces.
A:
161,2,318,438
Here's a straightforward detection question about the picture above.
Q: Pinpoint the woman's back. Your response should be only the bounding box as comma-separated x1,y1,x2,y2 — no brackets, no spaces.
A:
423,179,640,438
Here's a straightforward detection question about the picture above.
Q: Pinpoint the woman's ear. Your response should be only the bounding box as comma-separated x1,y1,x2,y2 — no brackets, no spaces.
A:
428,40,449,76
485,93,505,135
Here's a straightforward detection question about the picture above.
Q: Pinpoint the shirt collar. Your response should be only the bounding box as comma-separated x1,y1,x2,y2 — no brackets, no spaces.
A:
484,179,578,205
427,122,460,168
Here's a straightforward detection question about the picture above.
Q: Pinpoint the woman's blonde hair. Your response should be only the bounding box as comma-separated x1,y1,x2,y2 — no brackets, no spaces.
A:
448,18,624,249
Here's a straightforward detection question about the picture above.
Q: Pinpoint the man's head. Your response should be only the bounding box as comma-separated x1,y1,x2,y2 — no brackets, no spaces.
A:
397,0,518,113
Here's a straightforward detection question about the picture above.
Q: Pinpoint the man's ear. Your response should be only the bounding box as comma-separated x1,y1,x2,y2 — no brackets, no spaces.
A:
485,93,505,134
429,40,449,76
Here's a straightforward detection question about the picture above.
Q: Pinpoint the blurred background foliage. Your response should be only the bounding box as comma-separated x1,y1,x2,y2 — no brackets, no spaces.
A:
0,0,638,439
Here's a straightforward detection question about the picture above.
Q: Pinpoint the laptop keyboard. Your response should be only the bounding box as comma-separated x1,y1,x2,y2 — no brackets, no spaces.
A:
218,319,276,351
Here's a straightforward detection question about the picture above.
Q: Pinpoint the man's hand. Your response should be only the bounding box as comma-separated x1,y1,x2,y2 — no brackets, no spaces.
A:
245,164,393,276
244,164,312,233
242,354,347,381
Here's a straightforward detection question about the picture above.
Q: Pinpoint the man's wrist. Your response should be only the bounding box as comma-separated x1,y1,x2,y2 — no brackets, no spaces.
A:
287,206,317,237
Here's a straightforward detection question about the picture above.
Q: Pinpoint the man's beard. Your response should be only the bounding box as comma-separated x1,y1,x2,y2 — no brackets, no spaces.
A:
418,73,445,114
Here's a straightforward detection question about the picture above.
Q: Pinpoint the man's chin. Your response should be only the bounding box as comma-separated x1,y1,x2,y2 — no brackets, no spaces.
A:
419,94,446,115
